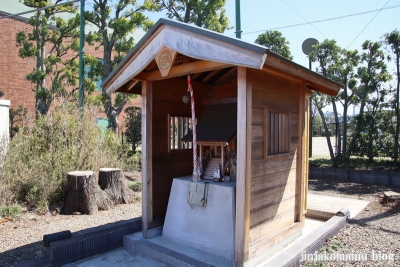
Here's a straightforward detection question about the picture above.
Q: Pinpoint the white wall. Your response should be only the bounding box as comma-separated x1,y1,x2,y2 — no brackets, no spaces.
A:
0,100,10,145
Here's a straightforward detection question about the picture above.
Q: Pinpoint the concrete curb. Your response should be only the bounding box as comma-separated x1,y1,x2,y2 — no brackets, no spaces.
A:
12,217,142,267
262,213,349,267
310,166,398,186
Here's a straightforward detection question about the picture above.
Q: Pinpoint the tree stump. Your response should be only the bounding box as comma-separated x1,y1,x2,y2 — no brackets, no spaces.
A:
62,171,113,215
99,168,135,205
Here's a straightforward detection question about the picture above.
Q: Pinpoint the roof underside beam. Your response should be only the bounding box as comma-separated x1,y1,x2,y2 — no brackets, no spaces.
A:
104,24,266,94
263,56,341,96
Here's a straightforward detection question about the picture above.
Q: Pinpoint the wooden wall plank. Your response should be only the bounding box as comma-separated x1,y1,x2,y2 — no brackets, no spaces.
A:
249,222,302,259
142,80,153,238
249,208,296,244
252,107,264,125
250,185,296,228
249,69,300,99
253,89,298,113
247,65,304,261
251,155,297,178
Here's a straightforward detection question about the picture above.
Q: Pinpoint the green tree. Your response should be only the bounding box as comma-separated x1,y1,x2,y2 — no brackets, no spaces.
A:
85,0,154,135
255,30,293,60
150,0,230,33
347,41,391,158
124,106,142,153
357,86,392,161
9,105,28,139
16,0,81,116
385,30,400,161
309,39,360,160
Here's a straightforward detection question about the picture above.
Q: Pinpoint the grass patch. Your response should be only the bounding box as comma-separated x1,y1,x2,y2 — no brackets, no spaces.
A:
302,238,343,267
127,181,142,192
0,204,22,218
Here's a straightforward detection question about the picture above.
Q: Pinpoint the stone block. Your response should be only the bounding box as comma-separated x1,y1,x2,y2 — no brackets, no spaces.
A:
162,177,236,261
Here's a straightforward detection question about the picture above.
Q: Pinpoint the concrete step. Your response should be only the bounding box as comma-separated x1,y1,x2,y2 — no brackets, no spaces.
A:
124,232,231,267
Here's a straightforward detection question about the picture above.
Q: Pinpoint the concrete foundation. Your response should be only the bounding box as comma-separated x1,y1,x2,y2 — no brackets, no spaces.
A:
162,176,236,261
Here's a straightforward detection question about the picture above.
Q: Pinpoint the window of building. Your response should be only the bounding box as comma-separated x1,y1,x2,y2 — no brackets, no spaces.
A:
85,59,104,91
169,115,192,150
96,118,109,136
265,110,290,157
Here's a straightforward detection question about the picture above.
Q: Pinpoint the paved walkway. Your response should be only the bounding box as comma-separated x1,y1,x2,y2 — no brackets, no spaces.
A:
308,193,370,219
64,194,370,267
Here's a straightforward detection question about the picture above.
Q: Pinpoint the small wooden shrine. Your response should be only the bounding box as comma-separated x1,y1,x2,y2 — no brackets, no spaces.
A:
102,18,341,266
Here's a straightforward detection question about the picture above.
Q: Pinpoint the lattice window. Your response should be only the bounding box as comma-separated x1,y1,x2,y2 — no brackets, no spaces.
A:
173,54,184,66
169,115,192,150
265,110,290,157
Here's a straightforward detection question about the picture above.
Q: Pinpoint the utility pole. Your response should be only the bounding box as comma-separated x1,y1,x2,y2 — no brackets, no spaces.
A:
78,0,85,108
302,38,319,158
235,0,242,39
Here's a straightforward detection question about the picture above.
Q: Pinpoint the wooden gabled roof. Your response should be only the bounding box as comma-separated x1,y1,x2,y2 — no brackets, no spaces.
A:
181,103,237,143
102,18,342,96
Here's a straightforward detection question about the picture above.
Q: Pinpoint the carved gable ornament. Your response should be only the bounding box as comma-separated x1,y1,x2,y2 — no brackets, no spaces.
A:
155,46,177,77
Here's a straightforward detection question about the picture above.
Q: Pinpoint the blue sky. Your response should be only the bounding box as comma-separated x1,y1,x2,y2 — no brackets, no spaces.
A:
143,0,400,115
143,0,399,71
223,0,400,68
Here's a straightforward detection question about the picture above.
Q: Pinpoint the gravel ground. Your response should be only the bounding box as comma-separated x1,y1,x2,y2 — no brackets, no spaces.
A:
308,177,400,267
1,172,399,267
0,172,142,267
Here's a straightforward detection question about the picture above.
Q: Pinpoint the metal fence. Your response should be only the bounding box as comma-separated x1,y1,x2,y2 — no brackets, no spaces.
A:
310,121,393,162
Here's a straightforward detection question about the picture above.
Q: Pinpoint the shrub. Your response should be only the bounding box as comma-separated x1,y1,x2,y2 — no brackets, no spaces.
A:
0,204,22,218
127,181,142,192
0,103,130,211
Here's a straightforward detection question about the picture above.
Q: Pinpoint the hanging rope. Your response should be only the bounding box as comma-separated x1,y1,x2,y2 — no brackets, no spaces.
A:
187,75,201,182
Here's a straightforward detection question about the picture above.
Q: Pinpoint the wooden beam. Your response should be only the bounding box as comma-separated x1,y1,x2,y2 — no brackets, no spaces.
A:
202,97,237,106
144,60,158,72
214,67,237,85
142,80,153,238
190,72,202,80
235,66,251,265
202,69,222,83
262,65,301,84
126,79,139,91
264,56,341,96
136,60,232,81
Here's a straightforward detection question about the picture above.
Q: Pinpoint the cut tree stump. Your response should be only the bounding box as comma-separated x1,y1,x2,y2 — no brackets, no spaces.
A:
62,171,113,215
383,191,400,202
99,168,135,205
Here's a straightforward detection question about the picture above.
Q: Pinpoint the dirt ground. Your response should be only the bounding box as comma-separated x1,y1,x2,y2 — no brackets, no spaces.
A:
308,176,400,266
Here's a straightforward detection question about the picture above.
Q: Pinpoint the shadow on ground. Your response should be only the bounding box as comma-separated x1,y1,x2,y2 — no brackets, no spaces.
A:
309,177,400,230
0,240,45,267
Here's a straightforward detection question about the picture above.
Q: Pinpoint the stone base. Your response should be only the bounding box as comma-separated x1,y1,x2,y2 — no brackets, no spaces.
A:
162,176,236,261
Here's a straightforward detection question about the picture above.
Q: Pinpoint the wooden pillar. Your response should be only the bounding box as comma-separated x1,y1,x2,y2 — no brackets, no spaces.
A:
235,66,251,265
200,144,203,173
303,89,312,215
142,80,153,238
296,82,311,225
221,143,225,172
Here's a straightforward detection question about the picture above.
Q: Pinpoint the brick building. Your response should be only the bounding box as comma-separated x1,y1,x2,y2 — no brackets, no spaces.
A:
0,0,141,132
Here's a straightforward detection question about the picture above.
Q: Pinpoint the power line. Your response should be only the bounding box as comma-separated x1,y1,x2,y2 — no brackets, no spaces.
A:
239,4,400,36
346,0,391,49
281,0,327,39
0,0,80,20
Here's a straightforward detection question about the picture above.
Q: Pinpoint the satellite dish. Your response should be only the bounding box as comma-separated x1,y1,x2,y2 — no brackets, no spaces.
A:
302,38,319,55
